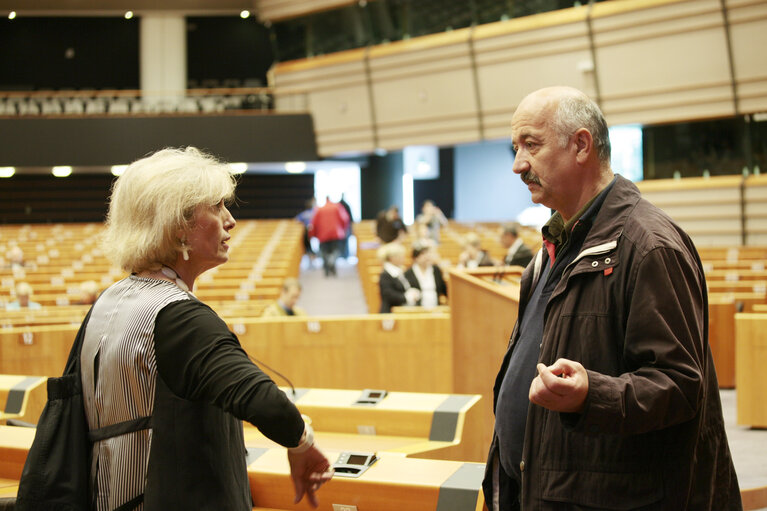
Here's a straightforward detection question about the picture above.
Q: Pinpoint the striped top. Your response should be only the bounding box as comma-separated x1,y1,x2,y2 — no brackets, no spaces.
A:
80,276,190,511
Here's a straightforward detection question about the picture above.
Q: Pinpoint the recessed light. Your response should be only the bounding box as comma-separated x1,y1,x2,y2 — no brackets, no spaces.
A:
240,10,250,18
52,166,72,177
8,11,16,20
111,165,128,176
124,11,133,19
229,163,247,174
0,167,15,178
285,161,306,173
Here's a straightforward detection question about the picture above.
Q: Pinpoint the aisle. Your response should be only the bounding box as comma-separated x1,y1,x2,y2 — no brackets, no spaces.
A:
296,255,368,315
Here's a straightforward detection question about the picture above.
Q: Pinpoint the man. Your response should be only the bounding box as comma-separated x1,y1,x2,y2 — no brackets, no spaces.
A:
310,197,350,277
499,223,533,267
262,278,307,317
485,86,741,510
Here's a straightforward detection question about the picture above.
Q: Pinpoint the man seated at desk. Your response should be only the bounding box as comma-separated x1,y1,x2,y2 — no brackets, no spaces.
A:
262,278,307,317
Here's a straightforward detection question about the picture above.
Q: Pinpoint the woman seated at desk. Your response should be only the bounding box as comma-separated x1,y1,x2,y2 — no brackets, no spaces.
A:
404,241,447,308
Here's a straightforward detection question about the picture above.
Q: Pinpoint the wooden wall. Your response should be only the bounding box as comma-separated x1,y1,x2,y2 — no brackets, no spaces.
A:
636,174,767,247
256,0,359,22
273,0,767,156
0,314,454,393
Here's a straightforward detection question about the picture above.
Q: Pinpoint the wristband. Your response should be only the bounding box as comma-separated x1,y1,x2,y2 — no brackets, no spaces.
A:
288,422,314,454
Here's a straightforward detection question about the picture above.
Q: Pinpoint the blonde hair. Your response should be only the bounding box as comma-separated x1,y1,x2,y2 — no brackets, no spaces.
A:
102,147,236,273
463,232,482,248
377,242,406,263
15,282,33,297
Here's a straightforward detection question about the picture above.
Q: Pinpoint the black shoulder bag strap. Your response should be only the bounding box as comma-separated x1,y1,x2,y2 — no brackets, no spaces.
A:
16,306,152,511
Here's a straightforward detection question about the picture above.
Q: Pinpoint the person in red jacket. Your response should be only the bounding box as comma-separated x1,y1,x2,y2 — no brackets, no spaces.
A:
310,197,350,277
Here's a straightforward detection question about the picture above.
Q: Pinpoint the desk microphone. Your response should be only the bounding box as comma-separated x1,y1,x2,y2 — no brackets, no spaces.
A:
248,355,297,401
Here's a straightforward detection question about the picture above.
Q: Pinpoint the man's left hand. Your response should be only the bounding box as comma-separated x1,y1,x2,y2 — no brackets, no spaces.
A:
529,359,588,413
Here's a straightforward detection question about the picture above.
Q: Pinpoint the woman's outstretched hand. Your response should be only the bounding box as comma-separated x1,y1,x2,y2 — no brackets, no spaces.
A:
288,444,334,508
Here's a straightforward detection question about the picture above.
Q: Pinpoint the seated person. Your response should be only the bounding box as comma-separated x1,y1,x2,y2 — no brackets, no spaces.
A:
377,242,420,313
499,222,534,267
404,241,448,307
6,282,42,310
76,280,101,305
457,232,494,268
415,200,448,244
375,205,408,243
6,245,25,268
262,278,307,317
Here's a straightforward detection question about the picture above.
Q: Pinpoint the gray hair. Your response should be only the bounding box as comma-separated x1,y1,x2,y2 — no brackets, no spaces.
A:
501,223,519,237
551,93,611,164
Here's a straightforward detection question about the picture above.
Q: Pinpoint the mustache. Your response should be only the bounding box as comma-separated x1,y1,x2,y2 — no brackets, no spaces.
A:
521,171,540,185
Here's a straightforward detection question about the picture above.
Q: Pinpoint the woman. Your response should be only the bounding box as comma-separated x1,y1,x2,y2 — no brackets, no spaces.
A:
81,147,331,510
404,242,447,308
377,242,420,313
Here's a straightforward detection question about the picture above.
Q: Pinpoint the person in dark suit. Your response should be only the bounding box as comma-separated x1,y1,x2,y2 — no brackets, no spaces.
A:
377,242,420,313
500,222,534,267
404,241,447,308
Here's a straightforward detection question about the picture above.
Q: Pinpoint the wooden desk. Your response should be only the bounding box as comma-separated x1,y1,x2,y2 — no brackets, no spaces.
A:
449,267,522,462
735,313,767,428
244,388,482,462
0,375,46,425
708,296,736,388
0,427,485,511
248,448,485,511
0,426,34,479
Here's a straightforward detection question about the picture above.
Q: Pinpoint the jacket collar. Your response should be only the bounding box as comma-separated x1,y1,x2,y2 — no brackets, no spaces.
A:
528,174,642,289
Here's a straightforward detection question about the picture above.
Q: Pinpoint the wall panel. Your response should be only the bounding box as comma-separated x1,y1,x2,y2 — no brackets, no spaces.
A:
273,50,375,155
473,9,595,140
368,33,481,150
745,175,767,245
637,175,744,246
257,0,358,22
272,0,767,157
592,0,735,125
726,0,767,113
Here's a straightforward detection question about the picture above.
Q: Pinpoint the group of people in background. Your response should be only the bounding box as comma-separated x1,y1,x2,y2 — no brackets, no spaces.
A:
377,240,448,313
374,198,534,313
3,243,103,309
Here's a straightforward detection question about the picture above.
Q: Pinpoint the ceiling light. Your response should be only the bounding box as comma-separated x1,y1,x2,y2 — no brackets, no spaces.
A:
124,11,133,19
229,162,247,174
0,167,15,178
111,165,128,176
8,11,16,19
52,166,72,177
240,10,250,18
285,161,306,173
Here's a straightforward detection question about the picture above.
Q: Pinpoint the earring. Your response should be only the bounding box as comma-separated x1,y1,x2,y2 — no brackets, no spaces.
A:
181,241,189,261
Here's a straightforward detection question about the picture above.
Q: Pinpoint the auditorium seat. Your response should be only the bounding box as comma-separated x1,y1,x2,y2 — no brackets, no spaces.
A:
84,98,106,114
62,98,85,114
39,98,62,115
108,98,131,114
